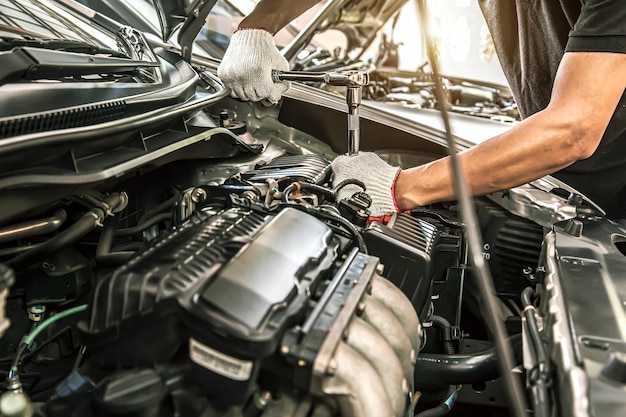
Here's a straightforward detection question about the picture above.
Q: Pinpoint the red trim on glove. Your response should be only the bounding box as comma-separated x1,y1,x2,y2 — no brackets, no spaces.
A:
390,168,402,212
367,214,395,225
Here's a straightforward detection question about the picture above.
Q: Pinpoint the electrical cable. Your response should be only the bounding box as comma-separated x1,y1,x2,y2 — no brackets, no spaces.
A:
312,207,368,254
281,203,368,254
282,182,337,203
416,385,462,417
416,2,528,415
9,305,88,378
332,178,366,194
521,287,551,417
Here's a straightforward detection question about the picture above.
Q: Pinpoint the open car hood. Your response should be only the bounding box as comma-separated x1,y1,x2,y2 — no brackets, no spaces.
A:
150,0,408,62
151,0,218,61
280,0,409,62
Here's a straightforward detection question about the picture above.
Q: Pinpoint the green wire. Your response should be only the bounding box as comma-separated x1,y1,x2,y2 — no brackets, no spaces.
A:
23,304,88,347
9,304,88,377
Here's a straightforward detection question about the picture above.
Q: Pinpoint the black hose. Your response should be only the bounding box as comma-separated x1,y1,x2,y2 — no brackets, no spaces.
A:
521,287,551,417
95,216,134,267
115,213,172,237
521,288,550,374
416,402,452,417
312,208,368,254
430,315,455,354
414,335,522,386
138,190,180,224
7,193,126,269
301,183,336,198
7,215,97,269
332,179,366,194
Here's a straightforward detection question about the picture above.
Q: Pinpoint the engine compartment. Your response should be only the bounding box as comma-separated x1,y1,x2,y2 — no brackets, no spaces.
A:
0,122,550,416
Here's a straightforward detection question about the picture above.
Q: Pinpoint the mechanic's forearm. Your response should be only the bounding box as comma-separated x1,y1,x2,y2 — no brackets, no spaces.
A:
239,0,321,34
395,51,625,209
395,109,586,208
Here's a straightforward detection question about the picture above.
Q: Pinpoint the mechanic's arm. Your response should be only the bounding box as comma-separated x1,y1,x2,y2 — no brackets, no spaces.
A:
395,51,626,208
238,0,321,34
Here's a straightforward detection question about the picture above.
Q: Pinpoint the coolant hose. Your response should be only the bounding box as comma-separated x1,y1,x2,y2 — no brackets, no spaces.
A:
7,193,127,269
414,334,522,385
96,216,134,266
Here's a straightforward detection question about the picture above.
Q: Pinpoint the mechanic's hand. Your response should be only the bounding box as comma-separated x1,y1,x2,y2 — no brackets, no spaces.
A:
217,29,290,104
331,152,401,217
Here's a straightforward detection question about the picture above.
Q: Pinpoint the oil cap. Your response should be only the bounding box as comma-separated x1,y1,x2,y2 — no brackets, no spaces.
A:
93,369,166,416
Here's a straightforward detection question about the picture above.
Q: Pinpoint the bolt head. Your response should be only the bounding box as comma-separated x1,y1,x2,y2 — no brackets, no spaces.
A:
327,359,338,375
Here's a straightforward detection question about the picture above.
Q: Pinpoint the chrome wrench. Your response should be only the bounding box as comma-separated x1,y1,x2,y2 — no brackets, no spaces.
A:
272,70,369,155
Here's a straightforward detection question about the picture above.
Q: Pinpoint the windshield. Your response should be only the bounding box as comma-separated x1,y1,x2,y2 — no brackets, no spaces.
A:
0,0,118,49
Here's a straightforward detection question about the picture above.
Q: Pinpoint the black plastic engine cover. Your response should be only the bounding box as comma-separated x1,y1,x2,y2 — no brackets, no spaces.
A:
179,208,337,405
82,206,339,406
362,213,442,320
81,208,271,366
240,154,331,185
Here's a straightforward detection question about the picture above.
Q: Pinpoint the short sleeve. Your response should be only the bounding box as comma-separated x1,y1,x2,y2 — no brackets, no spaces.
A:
566,0,626,53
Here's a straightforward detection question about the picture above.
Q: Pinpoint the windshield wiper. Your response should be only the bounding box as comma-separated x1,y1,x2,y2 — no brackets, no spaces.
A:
0,46,158,86
0,37,129,58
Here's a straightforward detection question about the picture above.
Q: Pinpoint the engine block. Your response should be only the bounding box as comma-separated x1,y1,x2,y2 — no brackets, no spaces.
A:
78,206,420,417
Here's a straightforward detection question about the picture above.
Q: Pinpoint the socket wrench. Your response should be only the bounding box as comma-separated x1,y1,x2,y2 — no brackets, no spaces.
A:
272,70,369,155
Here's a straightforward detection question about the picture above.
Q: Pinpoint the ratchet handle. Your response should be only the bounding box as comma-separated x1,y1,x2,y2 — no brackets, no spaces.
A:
272,70,369,87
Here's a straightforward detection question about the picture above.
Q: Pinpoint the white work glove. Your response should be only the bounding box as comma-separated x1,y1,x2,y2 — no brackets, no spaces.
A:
217,29,290,104
331,152,402,217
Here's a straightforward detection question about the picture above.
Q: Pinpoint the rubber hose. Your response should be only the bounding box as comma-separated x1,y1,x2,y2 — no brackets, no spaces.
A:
7,193,125,268
430,315,455,354
95,216,133,266
300,183,336,199
414,335,522,385
115,213,172,237
521,288,550,374
138,191,179,224
7,215,98,268
417,403,452,417
332,179,366,194
313,208,368,254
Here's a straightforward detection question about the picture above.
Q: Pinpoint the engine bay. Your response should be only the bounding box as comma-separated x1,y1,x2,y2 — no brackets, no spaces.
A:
0,112,554,416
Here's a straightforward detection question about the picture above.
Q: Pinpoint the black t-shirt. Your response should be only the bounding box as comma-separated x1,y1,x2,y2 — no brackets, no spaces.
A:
478,0,626,219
